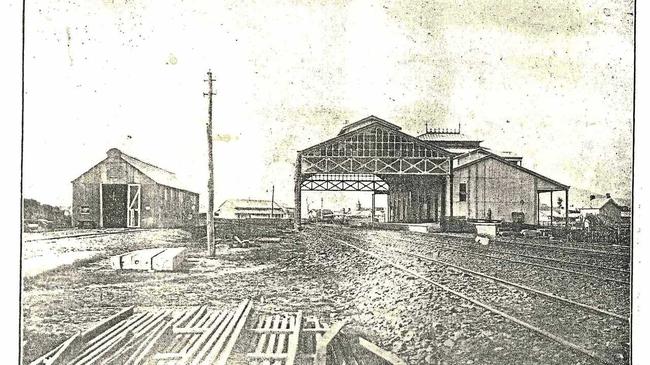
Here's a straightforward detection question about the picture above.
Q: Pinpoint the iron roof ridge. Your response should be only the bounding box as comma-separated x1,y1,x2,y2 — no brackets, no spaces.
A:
454,153,569,190
299,120,453,157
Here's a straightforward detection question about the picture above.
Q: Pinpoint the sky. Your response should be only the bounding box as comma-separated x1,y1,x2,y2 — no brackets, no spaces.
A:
23,0,634,211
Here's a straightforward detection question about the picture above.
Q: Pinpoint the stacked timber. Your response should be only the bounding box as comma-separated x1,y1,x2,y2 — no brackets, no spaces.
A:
30,302,406,365
29,300,253,365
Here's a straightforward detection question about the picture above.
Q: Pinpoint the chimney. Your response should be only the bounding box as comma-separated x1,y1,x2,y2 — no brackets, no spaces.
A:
589,195,596,201
605,193,611,199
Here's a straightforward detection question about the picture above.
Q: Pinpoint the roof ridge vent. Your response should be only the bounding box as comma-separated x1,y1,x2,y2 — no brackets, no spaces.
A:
426,126,461,134
107,148,122,157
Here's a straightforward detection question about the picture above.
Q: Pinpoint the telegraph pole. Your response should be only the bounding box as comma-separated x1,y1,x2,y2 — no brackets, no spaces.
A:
204,70,216,256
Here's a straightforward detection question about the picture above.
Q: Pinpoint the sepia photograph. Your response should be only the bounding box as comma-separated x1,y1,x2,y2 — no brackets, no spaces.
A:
11,0,641,364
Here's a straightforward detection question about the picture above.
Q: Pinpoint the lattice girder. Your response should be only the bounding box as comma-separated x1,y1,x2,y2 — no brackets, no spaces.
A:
300,124,451,175
300,174,389,192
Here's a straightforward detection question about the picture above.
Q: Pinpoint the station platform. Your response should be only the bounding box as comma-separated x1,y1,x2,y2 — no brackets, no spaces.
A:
354,221,443,233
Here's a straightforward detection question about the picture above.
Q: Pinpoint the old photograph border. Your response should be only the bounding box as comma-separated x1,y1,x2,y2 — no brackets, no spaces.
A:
3,0,647,364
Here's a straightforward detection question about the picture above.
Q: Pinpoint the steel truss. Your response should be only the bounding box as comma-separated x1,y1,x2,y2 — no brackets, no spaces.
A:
301,174,389,192
300,125,451,175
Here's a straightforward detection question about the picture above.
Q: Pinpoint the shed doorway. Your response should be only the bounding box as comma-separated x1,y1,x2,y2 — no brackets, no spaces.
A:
127,184,141,228
101,184,127,228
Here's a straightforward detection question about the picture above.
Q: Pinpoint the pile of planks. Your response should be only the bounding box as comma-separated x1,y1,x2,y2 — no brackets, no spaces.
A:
29,300,252,365
246,311,303,365
30,300,406,365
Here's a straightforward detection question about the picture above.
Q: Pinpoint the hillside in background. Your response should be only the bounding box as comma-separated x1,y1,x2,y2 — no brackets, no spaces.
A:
23,198,71,229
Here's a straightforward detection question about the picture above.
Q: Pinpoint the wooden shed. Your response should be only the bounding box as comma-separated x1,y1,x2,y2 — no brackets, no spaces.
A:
295,116,571,229
452,152,569,225
71,148,199,228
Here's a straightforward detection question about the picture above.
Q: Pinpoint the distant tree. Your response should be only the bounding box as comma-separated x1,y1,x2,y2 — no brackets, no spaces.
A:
557,197,564,210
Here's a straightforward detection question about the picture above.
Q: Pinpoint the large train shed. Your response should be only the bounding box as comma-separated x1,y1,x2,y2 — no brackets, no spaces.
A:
72,148,199,229
294,116,569,229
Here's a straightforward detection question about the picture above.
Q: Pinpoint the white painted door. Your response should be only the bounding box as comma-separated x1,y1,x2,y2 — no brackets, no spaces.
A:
127,184,141,228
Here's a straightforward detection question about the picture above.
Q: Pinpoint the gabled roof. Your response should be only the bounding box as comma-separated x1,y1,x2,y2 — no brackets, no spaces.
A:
453,146,522,160
302,118,452,157
119,153,195,192
338,115,401,136
577,197,621,210
73,148,198,193
218,199,287,211
417,131,482,143
455,153,569,190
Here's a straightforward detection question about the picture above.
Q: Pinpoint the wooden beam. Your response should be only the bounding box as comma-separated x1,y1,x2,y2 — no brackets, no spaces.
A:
192,299,251,365
550,190,554,228
82,306,135,342
371,193,376,227
84,330,134,364
205,70,216,257
102,311,172,365
184,311,231,364
36,306,136,365
125,318,176,365
537,191,540,226
359,337,406,365
74,312,155,365
99,184,103,228
313,320,348,365
284,311,302,365
214,299,253,365
35,332,82,365
294,152,302,231
565,189,570,231
449,158,454,219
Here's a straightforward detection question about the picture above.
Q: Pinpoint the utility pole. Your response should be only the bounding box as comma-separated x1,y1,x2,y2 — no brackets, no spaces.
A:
270,185,275,219
204,70,216,256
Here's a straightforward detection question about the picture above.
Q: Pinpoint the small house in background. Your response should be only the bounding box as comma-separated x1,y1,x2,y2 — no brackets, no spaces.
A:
577,194,625,222
72,148,199,228
216,199,290,219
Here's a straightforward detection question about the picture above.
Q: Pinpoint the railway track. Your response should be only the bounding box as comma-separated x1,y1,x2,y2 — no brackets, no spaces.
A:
496,238,630,258
321,226,630,316
23,229,151,242
392,229,631,273
398,237,629,284
438,232,630,256
325,225,630,276
318,229,629,365
506,239,630,254
390,234,630,281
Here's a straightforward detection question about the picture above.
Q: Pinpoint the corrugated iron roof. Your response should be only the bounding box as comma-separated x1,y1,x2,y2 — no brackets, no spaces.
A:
417,132,482,142
218,199,287,211
72,148,198,193
338,115,401,136
576,197,620,210
455,153,569,190
118,151,197,193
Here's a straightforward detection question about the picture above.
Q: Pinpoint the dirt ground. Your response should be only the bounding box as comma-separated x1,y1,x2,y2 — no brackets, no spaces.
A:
21,224,624,364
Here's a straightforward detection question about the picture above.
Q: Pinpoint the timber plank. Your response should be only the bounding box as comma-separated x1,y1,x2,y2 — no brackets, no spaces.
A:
196,299,251,365
214,299,253,365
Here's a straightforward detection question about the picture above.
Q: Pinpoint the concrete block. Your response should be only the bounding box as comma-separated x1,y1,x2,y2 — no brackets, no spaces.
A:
151,247,187,271
474,222,498,239
407,225,428,233
111,248,186,271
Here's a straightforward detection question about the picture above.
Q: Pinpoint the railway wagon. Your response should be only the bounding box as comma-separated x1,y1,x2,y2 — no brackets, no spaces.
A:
71,148,199,229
